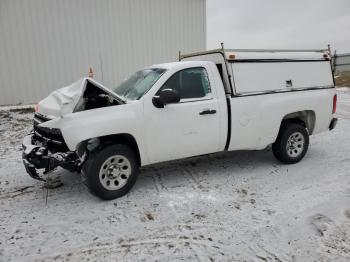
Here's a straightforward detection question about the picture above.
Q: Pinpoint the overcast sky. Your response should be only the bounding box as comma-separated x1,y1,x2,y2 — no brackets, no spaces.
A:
207,0,350,53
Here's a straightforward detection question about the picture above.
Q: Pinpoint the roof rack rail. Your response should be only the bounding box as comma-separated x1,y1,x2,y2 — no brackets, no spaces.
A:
225,48,328,53
179,48,224,60
179,46,329,60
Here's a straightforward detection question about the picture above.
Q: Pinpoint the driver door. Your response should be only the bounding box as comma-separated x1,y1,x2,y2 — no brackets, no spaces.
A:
143,67,221,164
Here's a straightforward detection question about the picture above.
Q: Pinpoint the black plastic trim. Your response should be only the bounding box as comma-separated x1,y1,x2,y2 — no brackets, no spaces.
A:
199,109,216,115
224,97,232,151
230,59,329,63
33,112,52,126
329,118,338,130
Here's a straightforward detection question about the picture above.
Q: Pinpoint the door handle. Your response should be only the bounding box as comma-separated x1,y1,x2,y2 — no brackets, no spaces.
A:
199,109,216,115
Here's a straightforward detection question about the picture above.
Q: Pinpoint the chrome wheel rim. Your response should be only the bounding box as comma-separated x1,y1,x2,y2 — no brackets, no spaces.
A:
286,132,305,158
99,155,131,190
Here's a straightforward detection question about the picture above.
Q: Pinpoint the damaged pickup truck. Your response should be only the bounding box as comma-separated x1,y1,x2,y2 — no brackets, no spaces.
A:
22,47,338,200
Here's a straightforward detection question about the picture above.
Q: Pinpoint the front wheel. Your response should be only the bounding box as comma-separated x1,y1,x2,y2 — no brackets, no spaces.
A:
272,123,309,164
82,144,139,200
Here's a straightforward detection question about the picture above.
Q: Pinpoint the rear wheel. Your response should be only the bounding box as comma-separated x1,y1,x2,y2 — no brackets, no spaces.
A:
272,123,309,164
82,144,139,200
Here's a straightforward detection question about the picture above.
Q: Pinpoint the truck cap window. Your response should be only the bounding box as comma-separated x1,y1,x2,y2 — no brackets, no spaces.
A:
157,67,211,100
113,68,166,100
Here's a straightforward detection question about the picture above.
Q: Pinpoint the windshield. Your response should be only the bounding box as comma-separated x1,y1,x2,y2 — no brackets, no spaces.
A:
112,68,166,100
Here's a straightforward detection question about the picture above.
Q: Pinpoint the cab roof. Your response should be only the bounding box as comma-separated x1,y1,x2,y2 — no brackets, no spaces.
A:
149,61,211,70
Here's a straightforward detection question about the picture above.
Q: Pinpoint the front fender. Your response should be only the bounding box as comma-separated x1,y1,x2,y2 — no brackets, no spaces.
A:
40,103,147,164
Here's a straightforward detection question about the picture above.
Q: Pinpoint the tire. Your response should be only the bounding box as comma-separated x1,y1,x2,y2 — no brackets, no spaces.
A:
272,123,309,164
82,144,139,200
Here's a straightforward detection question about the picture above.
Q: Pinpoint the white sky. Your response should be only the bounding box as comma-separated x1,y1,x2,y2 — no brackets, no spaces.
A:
207,0,350,53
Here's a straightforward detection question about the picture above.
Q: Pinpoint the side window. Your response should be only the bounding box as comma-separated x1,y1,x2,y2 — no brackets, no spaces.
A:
157,67,211,100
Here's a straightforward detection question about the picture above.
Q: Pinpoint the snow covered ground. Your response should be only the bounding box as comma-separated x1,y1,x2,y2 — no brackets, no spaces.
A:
0,90,349,262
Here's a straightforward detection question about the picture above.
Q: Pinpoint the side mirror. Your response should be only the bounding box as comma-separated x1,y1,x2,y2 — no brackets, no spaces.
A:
152,89,180,108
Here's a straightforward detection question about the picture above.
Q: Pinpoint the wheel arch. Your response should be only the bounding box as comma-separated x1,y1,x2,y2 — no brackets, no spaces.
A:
77,133,141,166
280,110,316,135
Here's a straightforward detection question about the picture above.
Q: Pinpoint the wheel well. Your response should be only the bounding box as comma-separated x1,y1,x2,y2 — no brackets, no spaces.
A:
281,110,316,134
78,133,141,166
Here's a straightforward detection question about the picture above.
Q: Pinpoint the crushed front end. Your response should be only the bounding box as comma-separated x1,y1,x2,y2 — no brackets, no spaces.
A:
22,113,80,181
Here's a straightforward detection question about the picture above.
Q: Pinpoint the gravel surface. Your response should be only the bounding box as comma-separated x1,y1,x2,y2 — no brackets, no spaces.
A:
0,90,349,262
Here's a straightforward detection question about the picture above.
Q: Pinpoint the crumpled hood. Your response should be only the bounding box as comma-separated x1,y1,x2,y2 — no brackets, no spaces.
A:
37,78,125,118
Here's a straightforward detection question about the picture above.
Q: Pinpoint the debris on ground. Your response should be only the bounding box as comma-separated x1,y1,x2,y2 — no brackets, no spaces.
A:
43,177,64,190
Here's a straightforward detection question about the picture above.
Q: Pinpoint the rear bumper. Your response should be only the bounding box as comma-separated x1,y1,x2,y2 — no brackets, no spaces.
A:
329,118,338,131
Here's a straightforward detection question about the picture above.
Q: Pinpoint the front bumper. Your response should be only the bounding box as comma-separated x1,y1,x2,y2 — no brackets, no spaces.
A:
329,118,338,131
22,134,79,181
22,134,47,180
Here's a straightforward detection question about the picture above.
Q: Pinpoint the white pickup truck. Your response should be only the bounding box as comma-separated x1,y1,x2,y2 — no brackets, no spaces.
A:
22,47,338,199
